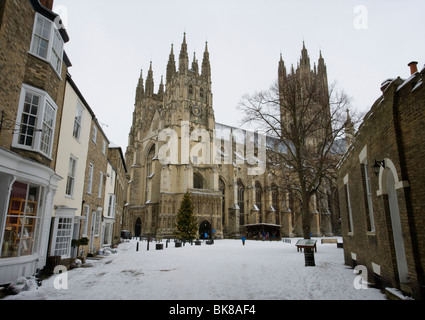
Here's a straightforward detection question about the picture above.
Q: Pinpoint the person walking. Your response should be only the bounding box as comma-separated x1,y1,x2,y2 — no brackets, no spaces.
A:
241,235,246,246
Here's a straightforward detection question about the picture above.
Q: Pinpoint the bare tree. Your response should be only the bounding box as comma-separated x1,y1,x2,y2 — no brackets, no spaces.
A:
239,72,360,240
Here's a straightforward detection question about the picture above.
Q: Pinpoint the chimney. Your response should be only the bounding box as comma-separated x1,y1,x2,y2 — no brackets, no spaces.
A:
408,61,418,75
39,0,54,10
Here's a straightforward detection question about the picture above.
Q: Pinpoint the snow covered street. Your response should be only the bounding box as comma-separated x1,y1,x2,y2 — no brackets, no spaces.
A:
2,238,387,300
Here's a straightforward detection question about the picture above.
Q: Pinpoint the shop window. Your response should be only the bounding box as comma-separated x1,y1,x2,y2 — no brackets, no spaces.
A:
1,182,41,259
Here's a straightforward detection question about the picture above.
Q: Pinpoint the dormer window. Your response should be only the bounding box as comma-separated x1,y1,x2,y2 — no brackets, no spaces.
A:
30,13,64,75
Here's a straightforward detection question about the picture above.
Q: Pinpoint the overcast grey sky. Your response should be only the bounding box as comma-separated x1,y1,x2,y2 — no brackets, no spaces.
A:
53,0,425,150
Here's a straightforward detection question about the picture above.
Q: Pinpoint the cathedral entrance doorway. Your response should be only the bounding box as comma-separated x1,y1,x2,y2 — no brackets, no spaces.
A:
199,220,212,239
135,217,142,238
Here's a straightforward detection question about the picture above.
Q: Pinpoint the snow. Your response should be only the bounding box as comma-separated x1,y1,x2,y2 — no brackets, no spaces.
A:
2,238,387,300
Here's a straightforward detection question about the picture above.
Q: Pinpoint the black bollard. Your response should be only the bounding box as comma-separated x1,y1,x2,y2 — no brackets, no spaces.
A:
147,238,150,251
136,241,139,251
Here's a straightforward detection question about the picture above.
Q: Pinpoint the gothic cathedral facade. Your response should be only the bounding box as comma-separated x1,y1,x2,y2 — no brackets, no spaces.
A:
124,34,337,239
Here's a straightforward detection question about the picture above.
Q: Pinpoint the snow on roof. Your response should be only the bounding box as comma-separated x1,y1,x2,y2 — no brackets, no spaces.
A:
397,72,419,91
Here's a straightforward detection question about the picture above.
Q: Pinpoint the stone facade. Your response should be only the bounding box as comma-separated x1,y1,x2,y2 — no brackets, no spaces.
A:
107,145,128,245
337,62,425,299
80,116,109,255
124,35,338,240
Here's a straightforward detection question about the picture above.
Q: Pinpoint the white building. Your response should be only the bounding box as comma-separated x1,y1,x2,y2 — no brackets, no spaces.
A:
49,77,92,262
102,160,117,247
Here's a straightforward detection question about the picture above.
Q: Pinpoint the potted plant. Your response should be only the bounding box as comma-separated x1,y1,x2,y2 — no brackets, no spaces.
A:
71,237,89,263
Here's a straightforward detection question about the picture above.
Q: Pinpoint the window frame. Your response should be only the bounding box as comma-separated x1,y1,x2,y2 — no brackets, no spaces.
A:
107,194,116,218
73,101,84,141
91,125,97,144
65,155,77,198
12,84,58,159
87,163,94,194
344,174,354,235
82,204,89,237
51,216,74,258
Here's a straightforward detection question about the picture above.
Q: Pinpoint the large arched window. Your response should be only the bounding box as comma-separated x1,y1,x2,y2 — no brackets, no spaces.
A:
219,177,226,226
200,87,205,102
145,145,155,202
272,184,279,224
237,179,245,225
193,171,203,189
255,181,262,223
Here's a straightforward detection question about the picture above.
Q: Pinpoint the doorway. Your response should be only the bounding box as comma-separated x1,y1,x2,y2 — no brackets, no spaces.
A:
135,217,142,238
386,170,409,284
199,220,212,239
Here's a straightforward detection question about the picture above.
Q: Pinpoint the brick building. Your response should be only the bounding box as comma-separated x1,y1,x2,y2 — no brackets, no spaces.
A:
107,144,128,246
80,110,109,256
337,61,425,299
0,0,70,284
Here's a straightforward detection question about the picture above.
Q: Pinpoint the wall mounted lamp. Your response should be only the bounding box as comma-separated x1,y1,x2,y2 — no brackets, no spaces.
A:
372,159,385,176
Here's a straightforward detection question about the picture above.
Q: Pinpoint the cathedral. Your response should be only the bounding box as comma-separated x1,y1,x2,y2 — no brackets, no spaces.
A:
124,34,338,240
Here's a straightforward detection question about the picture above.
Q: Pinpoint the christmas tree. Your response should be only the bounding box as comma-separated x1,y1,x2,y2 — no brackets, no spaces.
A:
175,192,198,241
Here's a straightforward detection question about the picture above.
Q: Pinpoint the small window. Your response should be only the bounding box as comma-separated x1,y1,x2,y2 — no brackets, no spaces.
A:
82,205,89,237
189,84,194,96
344,175,354,234
94,209,101,237
65,156,77,197
92,125,97,144
73,102,84,140
87,163,94,194
107,194,116,218
361,162,375,232
98,171,103,198
102,139,107,155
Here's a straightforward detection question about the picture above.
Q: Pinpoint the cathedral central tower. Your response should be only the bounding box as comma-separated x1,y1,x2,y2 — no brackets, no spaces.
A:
125,34,222,239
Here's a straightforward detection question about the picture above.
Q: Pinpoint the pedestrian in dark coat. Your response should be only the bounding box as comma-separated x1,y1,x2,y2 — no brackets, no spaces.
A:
241,235,246,246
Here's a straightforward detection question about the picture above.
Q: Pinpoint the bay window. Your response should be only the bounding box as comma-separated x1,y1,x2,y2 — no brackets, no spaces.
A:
30,13,64,75
13,84,58,159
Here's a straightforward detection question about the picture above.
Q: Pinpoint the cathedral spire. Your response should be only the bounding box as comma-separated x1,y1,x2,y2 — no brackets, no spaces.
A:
192,51,199,74
300,41,311,71
201,41,211,81
158,75,164,100
135,68,144,104
278,53,287,79
318,50,327,75
179,32,189,73
145,61,154,96
166,44,176,84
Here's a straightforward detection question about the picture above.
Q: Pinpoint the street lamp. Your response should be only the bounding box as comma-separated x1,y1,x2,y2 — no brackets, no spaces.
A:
372,159,385,176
